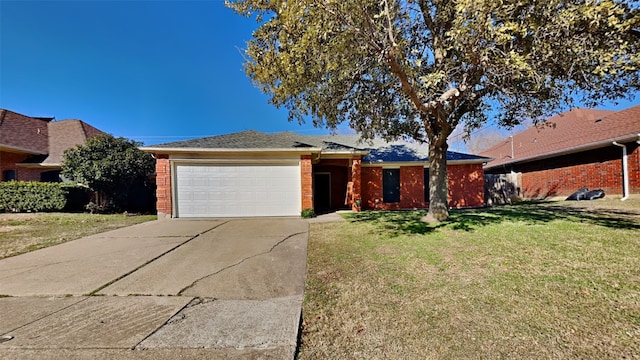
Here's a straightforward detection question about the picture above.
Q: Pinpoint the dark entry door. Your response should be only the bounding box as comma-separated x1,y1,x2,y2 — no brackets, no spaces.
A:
314,173,331,213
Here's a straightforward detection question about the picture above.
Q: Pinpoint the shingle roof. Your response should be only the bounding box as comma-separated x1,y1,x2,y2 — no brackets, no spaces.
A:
150,130,491,163
480,106,640,170
152,130,320,149
18,119,104,166
42,119,104,164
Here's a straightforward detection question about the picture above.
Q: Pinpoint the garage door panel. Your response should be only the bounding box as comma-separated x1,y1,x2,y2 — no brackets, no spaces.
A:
175,163,301,218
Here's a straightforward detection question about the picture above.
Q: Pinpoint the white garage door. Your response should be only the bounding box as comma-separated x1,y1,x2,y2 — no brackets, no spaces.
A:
175,163,301,217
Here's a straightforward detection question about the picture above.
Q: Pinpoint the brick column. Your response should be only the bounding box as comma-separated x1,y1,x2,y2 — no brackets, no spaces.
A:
155,155,172,218
351,157,362,211
300,155,313,212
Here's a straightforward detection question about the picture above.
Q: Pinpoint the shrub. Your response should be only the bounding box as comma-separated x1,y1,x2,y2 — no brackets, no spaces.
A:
61,134,155,212
61,184,92,212
301,208,316,218
0,182,66,212
0,182,90,213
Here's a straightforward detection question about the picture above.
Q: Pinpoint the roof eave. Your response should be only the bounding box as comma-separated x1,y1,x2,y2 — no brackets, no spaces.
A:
0,144,48,155
362,159,489,167
484,133,640,170
319,150,370,157
16,163,61,169
141,147,323,155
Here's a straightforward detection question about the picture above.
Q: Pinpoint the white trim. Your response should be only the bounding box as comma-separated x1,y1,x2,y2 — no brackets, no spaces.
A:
318,151,369,158
142,147,321,155
169,157,301,165
0,145,47,155
362,159,485,167
15,163,61,168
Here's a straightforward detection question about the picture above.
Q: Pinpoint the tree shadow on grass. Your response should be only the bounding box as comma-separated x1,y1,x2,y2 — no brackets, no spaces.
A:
344,201,640,236
344,210,438,235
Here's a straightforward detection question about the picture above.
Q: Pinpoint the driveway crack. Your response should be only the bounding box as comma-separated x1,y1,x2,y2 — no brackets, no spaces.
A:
176,231,305,296
88,221,229,295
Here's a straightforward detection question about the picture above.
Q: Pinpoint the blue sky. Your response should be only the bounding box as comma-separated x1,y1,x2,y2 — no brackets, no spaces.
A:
1,1,637,148
1,0,338,145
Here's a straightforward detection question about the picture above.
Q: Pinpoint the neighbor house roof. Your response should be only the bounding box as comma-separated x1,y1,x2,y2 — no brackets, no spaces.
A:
0,109,51,154
480,106,640,170
144,130,491,164
40,119,105,165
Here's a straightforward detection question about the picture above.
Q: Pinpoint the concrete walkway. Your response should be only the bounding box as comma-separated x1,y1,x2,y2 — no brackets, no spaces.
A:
0,218,308,360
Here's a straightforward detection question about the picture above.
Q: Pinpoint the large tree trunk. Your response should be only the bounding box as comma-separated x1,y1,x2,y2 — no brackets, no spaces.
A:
423,138,449,223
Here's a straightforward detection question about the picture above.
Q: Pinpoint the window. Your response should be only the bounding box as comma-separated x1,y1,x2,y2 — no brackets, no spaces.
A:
383,168,400,203
3,170,16,181
424,168,430,202
40,170,61,182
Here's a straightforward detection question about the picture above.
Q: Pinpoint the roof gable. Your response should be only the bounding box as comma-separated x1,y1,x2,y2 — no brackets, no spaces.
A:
480,106,640,169
42,120,105,165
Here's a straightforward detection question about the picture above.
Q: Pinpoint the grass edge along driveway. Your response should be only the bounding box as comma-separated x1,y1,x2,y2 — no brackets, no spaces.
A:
300,199,640,360
0,213,157,259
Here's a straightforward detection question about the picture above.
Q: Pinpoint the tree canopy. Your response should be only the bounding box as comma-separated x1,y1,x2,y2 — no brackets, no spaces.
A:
228,0,640,221
61,134,155,212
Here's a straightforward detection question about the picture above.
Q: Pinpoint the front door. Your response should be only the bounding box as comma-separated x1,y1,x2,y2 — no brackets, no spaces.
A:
314,173,331,214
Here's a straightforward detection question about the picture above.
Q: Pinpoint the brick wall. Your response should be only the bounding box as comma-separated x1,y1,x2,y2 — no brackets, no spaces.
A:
17,167,45,182
505,143,640,198
1,151,28,180
361,163,485,210
362,167,383,209
351,158,361,211
448,163,485,208
300,155,313,210
400,166,425,208
630,142,640,192
155,155,172,218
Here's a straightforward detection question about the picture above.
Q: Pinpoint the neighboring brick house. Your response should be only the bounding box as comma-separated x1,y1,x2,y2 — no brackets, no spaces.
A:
142,131,490,218
480,105,640,199
0,109,104,182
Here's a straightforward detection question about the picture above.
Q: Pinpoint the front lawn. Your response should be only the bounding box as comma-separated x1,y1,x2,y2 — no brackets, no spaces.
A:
0,213,156,259
300,198,640,359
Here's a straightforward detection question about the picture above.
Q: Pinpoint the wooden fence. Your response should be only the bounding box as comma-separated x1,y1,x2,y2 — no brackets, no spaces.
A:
484,173,521,205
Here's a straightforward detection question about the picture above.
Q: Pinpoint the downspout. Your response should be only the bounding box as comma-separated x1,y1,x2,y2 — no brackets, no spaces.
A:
612,141,629,201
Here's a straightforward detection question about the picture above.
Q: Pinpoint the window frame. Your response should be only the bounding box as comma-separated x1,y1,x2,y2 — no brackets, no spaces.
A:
382,168,400,203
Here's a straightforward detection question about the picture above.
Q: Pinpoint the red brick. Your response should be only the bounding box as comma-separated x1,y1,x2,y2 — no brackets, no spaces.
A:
513,143,640,198
300,155,313,210
361,164,485,210
155,157,172,217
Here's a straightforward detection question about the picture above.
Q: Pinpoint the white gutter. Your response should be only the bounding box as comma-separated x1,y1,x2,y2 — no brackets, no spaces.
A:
140,147,322,154
612,141,629,201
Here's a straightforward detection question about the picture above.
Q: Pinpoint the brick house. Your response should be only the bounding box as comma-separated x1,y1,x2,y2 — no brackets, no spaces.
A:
0,109,104,182
480,105,640,199
142,131,490,218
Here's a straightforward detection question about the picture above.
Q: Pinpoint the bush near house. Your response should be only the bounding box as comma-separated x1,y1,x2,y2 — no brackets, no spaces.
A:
61,134,156,213
0,182,90,212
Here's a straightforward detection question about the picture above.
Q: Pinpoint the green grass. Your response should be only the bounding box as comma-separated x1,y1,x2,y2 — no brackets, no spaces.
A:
299,199,640,359
0,212,156,259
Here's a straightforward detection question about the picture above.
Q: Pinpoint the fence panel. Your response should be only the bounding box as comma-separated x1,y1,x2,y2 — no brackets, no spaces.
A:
484,173,521,205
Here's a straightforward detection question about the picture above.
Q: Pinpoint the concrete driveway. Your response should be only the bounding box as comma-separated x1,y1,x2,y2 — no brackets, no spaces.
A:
0,218,308,359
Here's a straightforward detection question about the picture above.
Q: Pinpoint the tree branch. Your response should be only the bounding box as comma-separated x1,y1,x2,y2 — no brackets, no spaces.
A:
385,53,428,114
383,0,397,47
